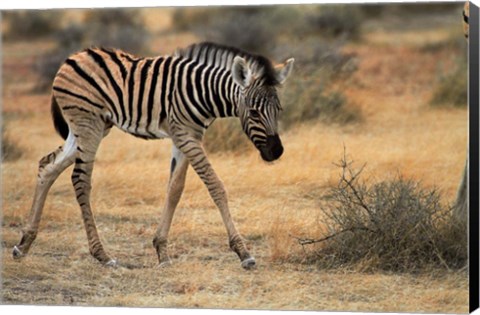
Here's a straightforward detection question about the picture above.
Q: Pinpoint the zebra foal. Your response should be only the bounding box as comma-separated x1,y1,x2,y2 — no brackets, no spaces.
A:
12,42,294,269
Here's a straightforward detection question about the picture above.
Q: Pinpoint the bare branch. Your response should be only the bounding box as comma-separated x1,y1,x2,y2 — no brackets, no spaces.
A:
290,226,374,246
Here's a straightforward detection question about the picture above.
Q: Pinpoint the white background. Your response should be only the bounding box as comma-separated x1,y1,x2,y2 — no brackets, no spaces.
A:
0,1,478,315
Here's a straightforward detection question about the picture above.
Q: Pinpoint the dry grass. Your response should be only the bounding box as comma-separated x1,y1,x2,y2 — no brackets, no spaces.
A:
1,7,469,313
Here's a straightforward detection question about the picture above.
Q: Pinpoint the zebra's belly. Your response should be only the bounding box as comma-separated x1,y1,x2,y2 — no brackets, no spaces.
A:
120,121,171,140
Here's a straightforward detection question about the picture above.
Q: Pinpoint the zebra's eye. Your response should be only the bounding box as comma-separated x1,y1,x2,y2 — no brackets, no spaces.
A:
249,109,260,119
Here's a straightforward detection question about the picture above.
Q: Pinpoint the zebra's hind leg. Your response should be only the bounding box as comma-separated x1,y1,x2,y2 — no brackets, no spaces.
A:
72,123,116,267
13,133,77,260
153,145,189,267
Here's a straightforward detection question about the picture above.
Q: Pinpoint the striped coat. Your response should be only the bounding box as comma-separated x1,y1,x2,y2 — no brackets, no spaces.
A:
13,42,294,269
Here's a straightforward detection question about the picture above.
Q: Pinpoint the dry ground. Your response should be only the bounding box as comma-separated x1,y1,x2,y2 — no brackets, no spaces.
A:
1,8,469,313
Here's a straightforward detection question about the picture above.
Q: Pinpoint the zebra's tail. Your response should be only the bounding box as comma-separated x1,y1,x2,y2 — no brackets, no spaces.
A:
51,95,69,140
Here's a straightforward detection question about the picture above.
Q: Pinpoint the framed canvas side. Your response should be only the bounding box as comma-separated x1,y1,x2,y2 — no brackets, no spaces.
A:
0,2,473,313
470,1,480,313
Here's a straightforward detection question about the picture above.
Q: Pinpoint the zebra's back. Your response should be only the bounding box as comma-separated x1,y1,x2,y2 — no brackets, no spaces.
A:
52,47,179,139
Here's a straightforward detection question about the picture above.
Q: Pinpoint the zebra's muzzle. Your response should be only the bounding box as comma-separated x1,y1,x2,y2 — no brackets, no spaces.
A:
259,134,283,162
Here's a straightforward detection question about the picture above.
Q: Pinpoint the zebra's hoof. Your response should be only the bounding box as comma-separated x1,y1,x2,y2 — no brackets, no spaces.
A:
12,246,24,260
105,259,118,268
241,257,256,270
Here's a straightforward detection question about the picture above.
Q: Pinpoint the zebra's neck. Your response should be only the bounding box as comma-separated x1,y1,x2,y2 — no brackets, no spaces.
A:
174,42,272,121
169,57,234,130
207,66,241,119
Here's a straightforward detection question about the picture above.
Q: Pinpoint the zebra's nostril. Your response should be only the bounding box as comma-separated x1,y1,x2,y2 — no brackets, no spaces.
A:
273,144,284,158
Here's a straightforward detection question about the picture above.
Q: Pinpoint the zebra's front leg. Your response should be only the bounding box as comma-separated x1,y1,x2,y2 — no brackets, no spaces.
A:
72,124,116,267
176,137,255,269
153,145,189,266
72,159,116,266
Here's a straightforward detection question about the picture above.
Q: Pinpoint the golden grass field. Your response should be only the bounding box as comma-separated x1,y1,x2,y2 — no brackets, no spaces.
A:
1,6,469,313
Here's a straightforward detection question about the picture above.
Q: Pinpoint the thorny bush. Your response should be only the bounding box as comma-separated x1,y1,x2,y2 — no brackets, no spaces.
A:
296,151,467,272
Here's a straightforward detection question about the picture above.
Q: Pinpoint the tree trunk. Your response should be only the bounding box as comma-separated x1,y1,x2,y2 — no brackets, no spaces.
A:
453,157,468,224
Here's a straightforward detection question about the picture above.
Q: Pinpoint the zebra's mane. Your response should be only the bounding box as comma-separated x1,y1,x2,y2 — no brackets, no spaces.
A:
175,42,280,86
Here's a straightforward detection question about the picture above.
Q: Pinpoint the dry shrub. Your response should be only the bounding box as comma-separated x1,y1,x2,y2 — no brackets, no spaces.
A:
386,2,464,15
2,128,23,162
307,5,364,40
3,10,61,41
175,6,363,153
281,77,360,129
430,58,468,108
278,39,361,129
34,24,86,91
297,151,467,272
427,31,468,108
172,6,278,55
83,9,149,53
172,4,367,54
203,119,250,154
205,40,360,153
34,9,149,91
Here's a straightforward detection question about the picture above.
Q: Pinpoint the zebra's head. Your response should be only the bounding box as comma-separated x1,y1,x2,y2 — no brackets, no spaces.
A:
231,56,294,162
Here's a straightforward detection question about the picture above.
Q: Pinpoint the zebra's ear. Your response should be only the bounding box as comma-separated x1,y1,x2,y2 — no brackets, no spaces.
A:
232,56,253,88
275,58,294,84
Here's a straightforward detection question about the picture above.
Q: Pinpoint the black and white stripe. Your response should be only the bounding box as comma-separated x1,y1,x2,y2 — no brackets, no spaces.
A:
14,41,294,269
